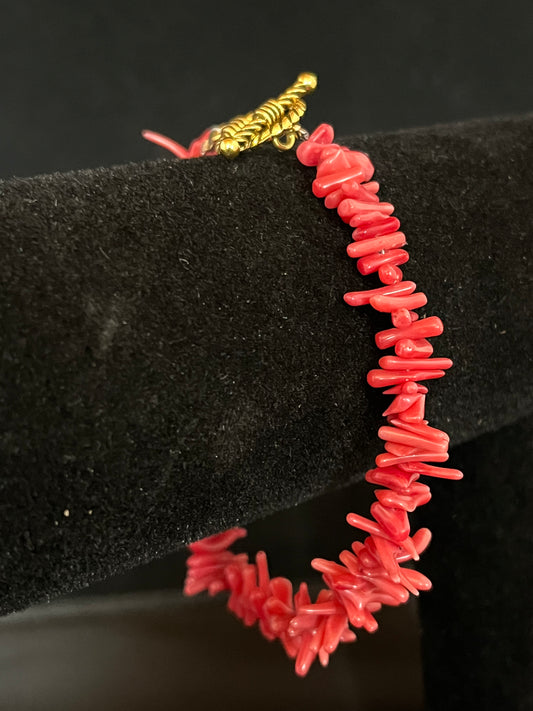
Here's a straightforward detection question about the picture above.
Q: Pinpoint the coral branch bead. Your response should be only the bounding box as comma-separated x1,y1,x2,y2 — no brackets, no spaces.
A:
344,281,416,307
367,368,446,387
347,232,407,258
352,216,401,241
379,356,453,370
378,264,404,284
370,292,428,312
375,316,444,349
395,338,434,358
182,121,462,678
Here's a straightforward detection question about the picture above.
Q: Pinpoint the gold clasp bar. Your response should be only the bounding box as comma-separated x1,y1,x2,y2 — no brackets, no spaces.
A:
202,72,317,159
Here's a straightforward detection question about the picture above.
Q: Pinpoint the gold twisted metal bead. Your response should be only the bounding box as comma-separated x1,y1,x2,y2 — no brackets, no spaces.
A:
204,72,317,159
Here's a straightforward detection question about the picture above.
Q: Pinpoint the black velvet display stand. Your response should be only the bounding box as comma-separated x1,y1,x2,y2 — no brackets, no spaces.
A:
1,115,532,709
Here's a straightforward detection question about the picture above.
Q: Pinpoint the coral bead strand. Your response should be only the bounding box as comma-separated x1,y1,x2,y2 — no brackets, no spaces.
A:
181,122,463,676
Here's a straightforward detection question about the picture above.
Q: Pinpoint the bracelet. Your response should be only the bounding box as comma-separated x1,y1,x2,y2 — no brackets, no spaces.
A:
143,73,463,677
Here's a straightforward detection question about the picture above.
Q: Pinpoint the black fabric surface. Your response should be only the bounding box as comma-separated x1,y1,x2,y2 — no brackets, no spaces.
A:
417,412,533,711
1,418,528,711
1,115,532,616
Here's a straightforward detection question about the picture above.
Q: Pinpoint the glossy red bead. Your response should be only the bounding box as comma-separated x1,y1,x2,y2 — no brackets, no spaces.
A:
396,397,427,423
295,123,335,166
344,281,416,307
370,292,428,312
376,450,449,468
395,337,434,358
324,188,346,209
399,462,464,480
375,485,432,512
367,368,446,388
370,502,410,542
378,264,404,284
391,308,414,328
375,316,444,350
347,231,406,258
316,147,353,176
382,387,426,420
338,198,395,223
379,356,453,370
378,425,449,453
352,216,401,241
365,466,419,490
357,248,410,276
181,122,462,678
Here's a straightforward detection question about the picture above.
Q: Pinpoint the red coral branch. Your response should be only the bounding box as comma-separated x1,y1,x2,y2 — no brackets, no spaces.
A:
154,122,463,676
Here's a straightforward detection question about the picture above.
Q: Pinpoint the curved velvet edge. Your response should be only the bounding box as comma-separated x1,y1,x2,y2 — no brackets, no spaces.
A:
0,115,531,613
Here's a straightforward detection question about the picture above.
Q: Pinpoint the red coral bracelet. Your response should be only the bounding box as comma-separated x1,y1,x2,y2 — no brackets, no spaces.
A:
143,73,463,677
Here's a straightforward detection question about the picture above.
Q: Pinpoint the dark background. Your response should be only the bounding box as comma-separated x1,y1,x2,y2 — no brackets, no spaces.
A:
1,2,532,710
1,1,532,179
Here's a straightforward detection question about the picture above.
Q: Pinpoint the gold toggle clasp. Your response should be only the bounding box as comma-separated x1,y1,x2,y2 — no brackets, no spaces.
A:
201,72,317,159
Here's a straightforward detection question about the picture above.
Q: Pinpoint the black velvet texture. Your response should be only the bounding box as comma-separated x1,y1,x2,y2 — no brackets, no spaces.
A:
1,115,532,616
